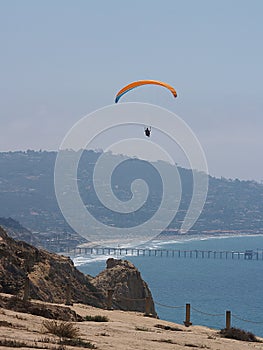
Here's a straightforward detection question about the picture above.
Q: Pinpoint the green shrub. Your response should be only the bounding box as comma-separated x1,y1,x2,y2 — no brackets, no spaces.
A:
60,338,96,348
42,320,80,338
219,327,259,342
84,315,109,322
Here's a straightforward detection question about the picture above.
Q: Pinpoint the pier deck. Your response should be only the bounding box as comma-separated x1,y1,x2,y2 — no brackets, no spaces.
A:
68,247,263,260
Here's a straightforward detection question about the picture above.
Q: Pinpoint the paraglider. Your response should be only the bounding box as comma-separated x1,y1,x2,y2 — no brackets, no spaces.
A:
144,127,151,137
115,80,177,103
115,80,177,137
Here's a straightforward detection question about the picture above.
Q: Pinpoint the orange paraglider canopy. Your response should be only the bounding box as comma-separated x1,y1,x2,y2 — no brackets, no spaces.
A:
115,80,177,103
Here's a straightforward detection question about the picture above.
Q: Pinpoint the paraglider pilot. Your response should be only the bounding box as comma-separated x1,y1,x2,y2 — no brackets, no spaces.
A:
144,127,151,137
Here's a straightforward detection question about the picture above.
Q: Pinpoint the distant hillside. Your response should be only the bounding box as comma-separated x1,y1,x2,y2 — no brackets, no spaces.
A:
0,216,85,251
0,216,87,252
0,150,263,247
0,217,40,246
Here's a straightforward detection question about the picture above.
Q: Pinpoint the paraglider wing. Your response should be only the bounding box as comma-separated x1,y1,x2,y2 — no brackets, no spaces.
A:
115,80,177,103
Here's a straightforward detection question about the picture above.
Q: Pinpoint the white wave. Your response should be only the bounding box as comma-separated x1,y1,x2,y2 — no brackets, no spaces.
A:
141,233,263,250
73,254,115,266
70,233,263,265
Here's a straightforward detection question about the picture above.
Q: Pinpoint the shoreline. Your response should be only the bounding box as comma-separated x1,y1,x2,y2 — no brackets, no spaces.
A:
149,232,263,244
72,233,263,266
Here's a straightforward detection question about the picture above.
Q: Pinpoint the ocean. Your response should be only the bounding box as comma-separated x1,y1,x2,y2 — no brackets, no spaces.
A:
75,235,263,337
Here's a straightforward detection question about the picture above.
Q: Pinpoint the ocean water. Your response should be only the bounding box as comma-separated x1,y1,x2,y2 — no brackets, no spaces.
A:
76,235,263,337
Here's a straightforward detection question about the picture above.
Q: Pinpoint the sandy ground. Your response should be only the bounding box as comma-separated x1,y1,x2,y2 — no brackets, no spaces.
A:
0,296,262,350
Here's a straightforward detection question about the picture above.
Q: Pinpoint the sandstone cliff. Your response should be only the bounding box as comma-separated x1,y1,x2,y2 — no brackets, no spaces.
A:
0,226,104,307
92,258,156,316
0,227,156,316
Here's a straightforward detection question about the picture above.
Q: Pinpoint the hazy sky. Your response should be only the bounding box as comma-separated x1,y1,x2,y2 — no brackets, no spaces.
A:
1,1,263,181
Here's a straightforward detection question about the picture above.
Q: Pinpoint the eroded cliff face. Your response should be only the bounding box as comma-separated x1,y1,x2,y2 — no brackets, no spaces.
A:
0,227,156,316
0,227,104,307
92,258,157,316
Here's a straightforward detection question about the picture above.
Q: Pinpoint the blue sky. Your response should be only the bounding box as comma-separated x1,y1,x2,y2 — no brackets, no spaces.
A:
0,0,263,181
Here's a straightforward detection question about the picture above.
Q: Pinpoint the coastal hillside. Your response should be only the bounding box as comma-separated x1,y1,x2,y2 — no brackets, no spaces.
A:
0,217,40,246
0,216,86,252
0,227,155,315
1,150,263,249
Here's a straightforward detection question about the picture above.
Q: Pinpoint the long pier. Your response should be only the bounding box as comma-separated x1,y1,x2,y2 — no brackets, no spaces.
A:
68,247,263,260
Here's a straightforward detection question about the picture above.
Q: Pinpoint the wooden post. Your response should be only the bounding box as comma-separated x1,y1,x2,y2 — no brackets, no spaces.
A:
65,283,73,306
184,303,192,327
144,296,151,316
107,289,114,310
23,275,30,302
226,310,231,329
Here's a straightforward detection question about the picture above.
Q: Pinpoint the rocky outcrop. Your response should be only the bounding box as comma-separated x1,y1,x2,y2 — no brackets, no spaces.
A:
0,228,156,316
0,227,105,308
92,258,157,316
0,294,82,321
